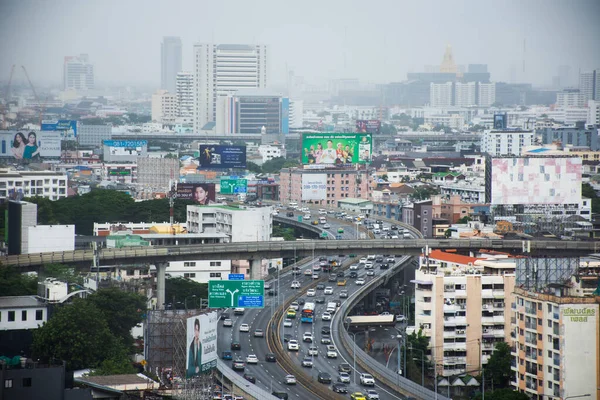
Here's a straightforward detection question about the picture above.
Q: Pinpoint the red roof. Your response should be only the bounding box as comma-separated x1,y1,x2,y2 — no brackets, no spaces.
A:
427,249,480,265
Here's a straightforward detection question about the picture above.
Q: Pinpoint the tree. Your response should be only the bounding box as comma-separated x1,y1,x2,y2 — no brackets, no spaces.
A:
0,265,37,296
246,161,262,174
165,278,208,310
40,264,83,286
473,389,529,400
32,299,128,371
582,183,600,212
457,216,472,224
410,186,440,201
273,225,297,241
87,288,147,348
484,342,513,389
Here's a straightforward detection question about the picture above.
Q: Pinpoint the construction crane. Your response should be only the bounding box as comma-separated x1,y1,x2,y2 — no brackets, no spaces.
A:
1,64,16,129
21,65,47,126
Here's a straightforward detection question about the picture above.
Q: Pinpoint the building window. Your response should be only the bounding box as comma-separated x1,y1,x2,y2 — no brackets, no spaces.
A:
22,310,27,321
209,261,221,267
36,310,43,320
209,273,222,278
184,262,196,267
8,311,15,322
184,273,196,278
4,379,13,388
22,378,32,387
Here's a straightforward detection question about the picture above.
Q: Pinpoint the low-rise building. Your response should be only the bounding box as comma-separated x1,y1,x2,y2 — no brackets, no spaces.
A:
0,170,68,201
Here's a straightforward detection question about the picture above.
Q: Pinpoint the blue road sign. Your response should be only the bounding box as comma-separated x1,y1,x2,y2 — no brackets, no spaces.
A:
228,274,245,280
238,295,264,307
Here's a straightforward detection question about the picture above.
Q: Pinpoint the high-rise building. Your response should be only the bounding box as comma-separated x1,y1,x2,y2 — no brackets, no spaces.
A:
454,82,476,107
160,37,182,94
215,91,288,135
176,71,193,118
478,83,496,107
151,90,177,124
430,82,453,107
555,88,585,108
588,100,600,125
63,54,94,90
481,129,535,156
193,44,268,132
579,69,599,102
289,99,304,128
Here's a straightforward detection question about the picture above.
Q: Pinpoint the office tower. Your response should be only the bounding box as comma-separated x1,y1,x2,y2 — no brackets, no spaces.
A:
176,71,193,118
193,43,268,132
555,89,585,108
161,37,182,94
215,91,289,135
151,90,177,124
63,54,94,90
478,83,496,107
579,69,599,102
429,82,453,107
454,82,476,107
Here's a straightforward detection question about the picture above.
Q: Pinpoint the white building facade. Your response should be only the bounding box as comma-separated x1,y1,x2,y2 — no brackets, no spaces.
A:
430,82,453,107
454,82,476,107
193,43,268,132
481,129,535,156
63,54,94,91
186,205,272,242
0,296,48,331
0,170,68,200
556,89,585,108
588,100,600,125
166,259,232,283
176,71,194,118
257,145,284,163
478,83,496,107
151,90,178,124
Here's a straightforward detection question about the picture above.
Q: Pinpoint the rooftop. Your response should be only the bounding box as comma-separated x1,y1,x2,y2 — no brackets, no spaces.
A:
427,249,480,265
0,296,45,309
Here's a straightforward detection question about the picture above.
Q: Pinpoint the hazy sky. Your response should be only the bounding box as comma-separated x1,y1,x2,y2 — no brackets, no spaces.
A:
1,0,599,89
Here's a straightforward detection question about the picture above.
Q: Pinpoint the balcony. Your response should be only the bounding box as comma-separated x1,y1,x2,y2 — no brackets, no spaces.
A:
443,342,467,351
455,289,467,297
444,316,467,325
482,289,493,298
492,289,505,298
444,304,459,313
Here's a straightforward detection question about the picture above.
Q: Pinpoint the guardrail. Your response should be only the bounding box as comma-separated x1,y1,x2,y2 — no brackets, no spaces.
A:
336,257,450,400
216,359,280,400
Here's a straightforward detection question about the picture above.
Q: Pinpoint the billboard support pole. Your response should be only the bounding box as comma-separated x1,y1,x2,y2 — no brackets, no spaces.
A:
156,262,167,310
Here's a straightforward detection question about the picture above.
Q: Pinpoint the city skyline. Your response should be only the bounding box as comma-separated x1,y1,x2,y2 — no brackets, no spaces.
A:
1,0,599,89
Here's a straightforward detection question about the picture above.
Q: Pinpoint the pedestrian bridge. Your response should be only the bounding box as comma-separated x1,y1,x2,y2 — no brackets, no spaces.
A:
2,239,598,270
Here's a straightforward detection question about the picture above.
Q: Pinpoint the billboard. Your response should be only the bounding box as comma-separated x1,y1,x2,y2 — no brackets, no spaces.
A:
302,174,327,201
176,183,216,204
491,157,581,205
301,133,372,166
186,311,218,377
356,120,381,134
220,178,248,194
41,119,78,139
199,145,246,169
0,130,61,160
103,140,148,162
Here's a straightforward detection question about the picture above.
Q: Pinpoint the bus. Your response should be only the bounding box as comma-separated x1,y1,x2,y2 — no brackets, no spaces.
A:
301,302,316,323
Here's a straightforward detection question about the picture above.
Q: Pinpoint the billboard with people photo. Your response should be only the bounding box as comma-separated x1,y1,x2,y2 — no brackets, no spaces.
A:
186,311,218,377
355,120,381,134
176,183,216,204
0,131,61,161
301,133,372,166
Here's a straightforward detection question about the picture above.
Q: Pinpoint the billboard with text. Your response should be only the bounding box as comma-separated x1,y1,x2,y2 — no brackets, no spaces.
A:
199,145,246,169
301,133,372,166
41,119,78,139
302,173,327,201
186,311,218,377
220,178,248,194
176,183,216,204
356,120,381,134
0,131,61,161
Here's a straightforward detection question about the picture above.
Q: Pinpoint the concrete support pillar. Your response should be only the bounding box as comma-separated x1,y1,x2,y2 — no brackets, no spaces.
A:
156,262,167,310
249,259,263,280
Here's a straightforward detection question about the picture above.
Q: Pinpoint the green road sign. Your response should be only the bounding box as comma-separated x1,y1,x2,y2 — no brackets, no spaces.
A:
220,178,248,194
208,280,265,308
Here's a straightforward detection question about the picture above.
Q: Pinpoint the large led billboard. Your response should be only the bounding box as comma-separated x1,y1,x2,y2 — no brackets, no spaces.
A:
199,145,246,169
0,131,61,160
301,133,372,166
491,157,581,205
176,183,216,204
302,174,327,201
186,311,218,377
356,120,381,134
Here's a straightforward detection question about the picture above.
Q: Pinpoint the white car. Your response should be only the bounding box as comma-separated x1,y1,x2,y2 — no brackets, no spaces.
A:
359,257,367,263
288,340,299,351
349,264,359,270
356,278,366,285
302,357,313,367
321,336,331,344
338,372,351,383
304,269,313,276
308,346,319,356
365,262,374,269
291,281,301,289
246,354,258,364
366,389,380,400
323,223,331,229
284,319,293,327
239,323,250,332
285,374,297,385
312,273,320,280
366,270,375,276
373,229,381,234
386,257,395,263
223,318,233,327
321,312,332,321
367,255,376,260
326,345,338,358
396,314,407,322
290,301,299,311
303,214,311,219
233,307,245,315
302,332,313,342
318,209,327,215
324,286,334,295
360,373,375,386
382,226,390,231
307,288,316,297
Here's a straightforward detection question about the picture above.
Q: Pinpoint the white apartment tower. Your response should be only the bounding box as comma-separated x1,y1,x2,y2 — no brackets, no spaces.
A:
430,82,454,107
478,83,496,107
176,71,194,118
63,54,94,91
193,44,268,132
454,82,476,107
151,90,178,124
579,69,598,102
481,129,535,156
588,100,600,126
161,37,182,94
555,89,585,108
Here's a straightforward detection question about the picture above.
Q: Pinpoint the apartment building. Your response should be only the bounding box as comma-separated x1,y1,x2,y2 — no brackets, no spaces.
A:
510,258,600,399
481,129,535,156
414,250,516,377
0,170,68,201
151,90,178,124
186,205,272,243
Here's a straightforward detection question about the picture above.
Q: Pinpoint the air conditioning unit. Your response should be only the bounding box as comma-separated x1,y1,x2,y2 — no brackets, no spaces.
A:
456,330,465,334
483,304,488,309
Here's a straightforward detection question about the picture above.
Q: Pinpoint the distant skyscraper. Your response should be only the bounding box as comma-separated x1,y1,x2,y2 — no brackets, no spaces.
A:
579,69,599,102
161,37,182,94
477,83,496,107
63,54,94,90
176,72,193,118
430,82,453,107
193,43,268,132
454,82,476,107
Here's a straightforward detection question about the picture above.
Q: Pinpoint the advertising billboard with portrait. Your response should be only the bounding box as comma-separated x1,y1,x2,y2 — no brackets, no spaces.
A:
186,311,218,377
41,119,78,140
301,133,372,166
0,130,61,161
176,183,216,204
355,120,381,134
302,174,327,201
199,145,247,169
